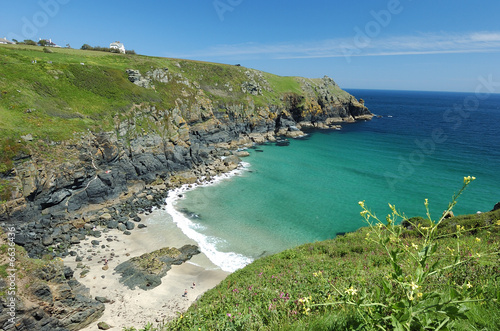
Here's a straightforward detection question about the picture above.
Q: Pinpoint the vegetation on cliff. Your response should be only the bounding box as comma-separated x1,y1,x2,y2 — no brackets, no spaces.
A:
0,44,369,216
0,44,363,144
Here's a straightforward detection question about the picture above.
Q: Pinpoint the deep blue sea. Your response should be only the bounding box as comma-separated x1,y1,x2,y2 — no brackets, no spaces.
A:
168,89,500,272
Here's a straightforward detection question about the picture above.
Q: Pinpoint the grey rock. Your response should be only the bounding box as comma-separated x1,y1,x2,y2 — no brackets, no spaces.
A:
115,245,200,290
70,236,81,244
107,220,118,229
42,235,54,246
125,220,135,230
95,296,111,303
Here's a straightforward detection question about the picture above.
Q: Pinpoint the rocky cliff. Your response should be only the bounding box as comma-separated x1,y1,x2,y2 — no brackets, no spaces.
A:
0,47,371,236
0,45,371,328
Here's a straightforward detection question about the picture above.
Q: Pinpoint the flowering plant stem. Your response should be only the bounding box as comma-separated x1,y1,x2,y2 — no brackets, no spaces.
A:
313,176,499,330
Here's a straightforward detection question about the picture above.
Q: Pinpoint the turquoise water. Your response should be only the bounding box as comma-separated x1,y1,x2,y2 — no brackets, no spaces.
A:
172,90,500,271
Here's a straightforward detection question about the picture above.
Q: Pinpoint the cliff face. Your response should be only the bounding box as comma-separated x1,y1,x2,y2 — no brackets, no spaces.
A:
0,46,371,232
0,45,371,329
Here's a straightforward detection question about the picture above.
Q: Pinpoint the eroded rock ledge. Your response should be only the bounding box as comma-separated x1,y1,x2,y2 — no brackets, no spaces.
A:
115,245,201,290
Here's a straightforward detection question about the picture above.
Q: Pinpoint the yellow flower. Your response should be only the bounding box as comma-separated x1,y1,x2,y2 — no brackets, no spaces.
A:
496,220,500,226
411,243,419,250
410,281,419,291
345,286,358,296
463,176,476,184
358,201,365,208
417,292,423,298
408,293,414,301
475,237,481,242
466,282,473,289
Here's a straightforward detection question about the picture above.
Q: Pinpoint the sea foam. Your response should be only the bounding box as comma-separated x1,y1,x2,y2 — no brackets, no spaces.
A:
163,162,253,273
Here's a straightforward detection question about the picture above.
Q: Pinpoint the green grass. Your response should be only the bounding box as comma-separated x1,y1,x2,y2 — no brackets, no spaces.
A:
0,44,351,143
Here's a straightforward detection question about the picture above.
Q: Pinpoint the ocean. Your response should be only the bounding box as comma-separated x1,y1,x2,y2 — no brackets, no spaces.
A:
162,89,500,272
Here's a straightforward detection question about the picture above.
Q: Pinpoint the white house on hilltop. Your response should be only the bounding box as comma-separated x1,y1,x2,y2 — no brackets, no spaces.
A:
40,38,60,47
110,41,125,54
0,37,15,44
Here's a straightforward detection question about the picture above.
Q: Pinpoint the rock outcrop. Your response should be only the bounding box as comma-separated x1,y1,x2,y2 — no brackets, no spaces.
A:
115,245,200,290
0,243,104,331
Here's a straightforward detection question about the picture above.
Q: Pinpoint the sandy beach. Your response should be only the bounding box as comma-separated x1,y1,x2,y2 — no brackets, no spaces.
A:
63,210,230,330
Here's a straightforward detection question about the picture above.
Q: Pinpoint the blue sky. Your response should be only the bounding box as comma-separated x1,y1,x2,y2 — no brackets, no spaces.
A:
1,0,500,92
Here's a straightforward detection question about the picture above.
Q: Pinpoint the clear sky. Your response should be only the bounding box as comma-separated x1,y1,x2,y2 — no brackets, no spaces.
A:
1,0,500,92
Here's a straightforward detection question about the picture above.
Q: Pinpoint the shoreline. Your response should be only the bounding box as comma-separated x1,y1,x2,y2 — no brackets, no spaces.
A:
63,210,230,330
62,161,256,329
164,161,255,272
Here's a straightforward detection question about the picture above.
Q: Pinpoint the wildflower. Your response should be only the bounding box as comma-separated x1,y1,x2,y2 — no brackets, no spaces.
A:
227,313,232,317
476,253,481,258
411,243,418,250
467,282,473,289
313,271,323,277
410,281,419,291
475,237,481,242
360,210,368,217
409,293,414,301
463,176,476,184
358,201,365,208
345,286,358,296
417,292,423,299
424,198,428,206
496,220,500,226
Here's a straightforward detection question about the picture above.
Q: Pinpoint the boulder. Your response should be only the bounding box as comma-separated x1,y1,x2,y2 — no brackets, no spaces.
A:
70,236,81,244
42,235,54,246
125,220,135,230
98,321,112,330
107,220,118,229
492,202,500,211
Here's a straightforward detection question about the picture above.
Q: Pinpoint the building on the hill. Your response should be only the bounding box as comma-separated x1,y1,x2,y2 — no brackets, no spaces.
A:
40,38,60,47
0,37,15,44
110,41,125,54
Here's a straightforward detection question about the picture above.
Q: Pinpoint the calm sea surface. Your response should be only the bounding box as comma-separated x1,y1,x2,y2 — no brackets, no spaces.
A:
169,89,500,272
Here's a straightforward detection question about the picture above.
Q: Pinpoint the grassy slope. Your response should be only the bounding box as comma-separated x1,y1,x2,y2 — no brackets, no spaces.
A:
159,209,500,331
0,44,350,143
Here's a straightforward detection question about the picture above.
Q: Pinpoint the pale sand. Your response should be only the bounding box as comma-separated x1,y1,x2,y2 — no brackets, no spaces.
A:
63,210,230,330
